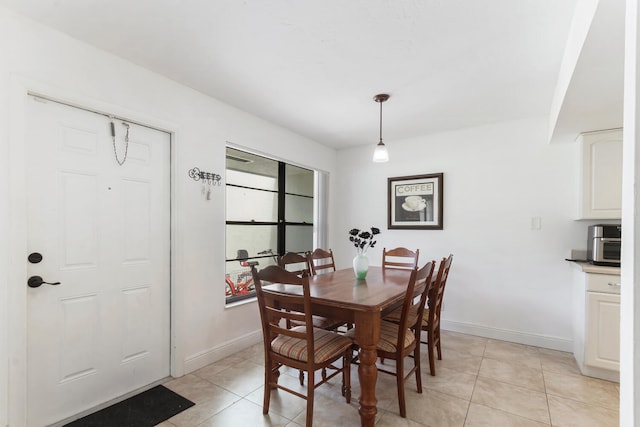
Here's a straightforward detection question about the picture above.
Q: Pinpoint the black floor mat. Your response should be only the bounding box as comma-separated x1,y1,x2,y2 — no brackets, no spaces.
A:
64,385,195,427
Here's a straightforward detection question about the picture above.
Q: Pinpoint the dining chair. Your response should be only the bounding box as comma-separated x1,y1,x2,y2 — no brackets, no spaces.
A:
277,251,311,276
306,248,352,331
382,247,419,270
278,251,345,332
421,254,454,376
347,261,435,418
278,250,346,379
306,248,337,275
251,265,352,427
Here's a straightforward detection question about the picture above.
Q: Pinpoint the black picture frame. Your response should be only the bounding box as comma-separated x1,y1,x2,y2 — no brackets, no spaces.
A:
387,173,443,230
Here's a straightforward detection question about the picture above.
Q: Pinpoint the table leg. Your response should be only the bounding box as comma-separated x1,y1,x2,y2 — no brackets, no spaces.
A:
354,312,380,427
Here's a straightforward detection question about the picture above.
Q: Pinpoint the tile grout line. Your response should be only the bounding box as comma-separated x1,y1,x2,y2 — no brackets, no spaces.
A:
541,367,553,426
460,338,488,426
462,363,481,426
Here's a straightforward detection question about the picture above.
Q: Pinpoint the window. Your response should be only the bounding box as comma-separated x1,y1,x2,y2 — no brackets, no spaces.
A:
225,147,315,304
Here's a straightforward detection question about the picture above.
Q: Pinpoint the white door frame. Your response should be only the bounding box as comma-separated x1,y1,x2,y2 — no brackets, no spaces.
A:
7,76,182,426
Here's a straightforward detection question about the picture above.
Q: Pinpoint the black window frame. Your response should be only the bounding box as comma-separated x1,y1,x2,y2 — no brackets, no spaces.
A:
225,149,314,304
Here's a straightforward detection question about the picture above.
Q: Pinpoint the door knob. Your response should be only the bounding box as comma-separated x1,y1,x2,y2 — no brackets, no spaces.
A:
27,276,61,288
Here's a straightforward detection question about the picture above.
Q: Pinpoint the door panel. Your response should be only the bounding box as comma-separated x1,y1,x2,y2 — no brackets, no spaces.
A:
61,172,99,266
25,96,171,426
59,294,99,382
586,291,620,370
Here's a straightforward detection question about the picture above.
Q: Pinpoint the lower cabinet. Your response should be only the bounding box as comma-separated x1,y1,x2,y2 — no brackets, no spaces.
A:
573,267,620,382
585,291,620,370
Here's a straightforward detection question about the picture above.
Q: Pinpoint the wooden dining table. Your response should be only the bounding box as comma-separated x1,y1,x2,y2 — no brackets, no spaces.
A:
300,266,413,426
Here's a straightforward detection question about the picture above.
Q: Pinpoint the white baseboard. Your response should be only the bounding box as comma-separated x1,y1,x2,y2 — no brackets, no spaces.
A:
183,329,262,374
578,363,620,383
441,319,573,352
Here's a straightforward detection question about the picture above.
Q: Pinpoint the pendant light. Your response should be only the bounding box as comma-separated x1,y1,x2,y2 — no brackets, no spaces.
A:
372,93,390,162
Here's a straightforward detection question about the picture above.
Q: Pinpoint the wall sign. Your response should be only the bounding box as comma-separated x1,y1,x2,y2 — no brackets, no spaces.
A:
388,173,443,230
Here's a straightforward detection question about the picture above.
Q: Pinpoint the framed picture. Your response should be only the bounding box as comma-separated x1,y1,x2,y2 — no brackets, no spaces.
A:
388,173,443,230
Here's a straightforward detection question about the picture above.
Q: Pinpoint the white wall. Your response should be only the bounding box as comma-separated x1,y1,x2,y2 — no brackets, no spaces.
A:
331,117,595,350
0,7,337,425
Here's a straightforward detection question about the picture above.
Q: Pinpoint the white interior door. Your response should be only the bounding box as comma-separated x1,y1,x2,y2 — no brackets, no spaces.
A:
25,96,171,427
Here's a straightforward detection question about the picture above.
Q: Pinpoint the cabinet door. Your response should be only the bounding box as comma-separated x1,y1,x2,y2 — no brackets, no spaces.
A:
585,291,620,370
578,129,622,219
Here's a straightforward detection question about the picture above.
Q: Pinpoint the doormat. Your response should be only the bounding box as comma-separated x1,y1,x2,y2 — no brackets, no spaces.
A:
64,385,195,427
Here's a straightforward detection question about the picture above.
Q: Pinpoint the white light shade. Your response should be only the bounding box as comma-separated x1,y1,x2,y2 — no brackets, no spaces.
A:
372,142,389,162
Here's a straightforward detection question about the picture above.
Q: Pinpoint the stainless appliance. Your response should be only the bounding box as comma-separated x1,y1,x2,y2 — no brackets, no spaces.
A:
587,224,621,266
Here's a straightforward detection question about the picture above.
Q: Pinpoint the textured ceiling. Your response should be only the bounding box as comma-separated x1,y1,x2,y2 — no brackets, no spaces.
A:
1,0,579,149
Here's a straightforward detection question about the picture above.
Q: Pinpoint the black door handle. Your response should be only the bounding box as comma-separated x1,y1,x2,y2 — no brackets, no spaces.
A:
27,276,61,288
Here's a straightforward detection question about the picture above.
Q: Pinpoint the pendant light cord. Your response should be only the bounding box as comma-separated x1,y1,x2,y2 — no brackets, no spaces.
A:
379,99,383,143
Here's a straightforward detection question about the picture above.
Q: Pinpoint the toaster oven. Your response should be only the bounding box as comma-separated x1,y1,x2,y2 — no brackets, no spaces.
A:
587,224,621,266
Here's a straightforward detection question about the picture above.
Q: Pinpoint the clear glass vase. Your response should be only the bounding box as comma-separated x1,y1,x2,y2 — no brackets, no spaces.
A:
353,253,369,280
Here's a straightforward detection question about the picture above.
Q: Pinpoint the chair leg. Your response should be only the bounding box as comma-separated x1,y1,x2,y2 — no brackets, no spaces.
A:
342,351,352,403
428,330,436,376
263,358,273,414
436,329,443,360
397,356,406,418
414,344,422,393
306,372,315,427
299,369,305,386
272,363,281,387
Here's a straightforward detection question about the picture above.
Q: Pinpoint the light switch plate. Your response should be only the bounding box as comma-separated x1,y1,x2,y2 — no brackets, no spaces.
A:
531,216,542,230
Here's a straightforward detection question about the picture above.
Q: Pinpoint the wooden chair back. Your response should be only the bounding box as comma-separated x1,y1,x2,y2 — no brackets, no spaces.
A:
382,247,419,270
307,248,337,275
427,254,453,333
251,265,315,362
396,261,436,348
422,254,453,376
278,251,311,276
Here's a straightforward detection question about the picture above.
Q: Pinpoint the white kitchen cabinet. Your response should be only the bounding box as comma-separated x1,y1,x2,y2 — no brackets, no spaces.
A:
577,129,622,219
573,265,620,382
585,291,620,370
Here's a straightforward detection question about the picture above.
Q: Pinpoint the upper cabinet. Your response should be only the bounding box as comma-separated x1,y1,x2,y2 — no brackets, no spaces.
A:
578,129,622,219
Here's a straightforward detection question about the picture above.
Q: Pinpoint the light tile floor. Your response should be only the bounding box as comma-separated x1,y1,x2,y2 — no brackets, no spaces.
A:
160,331,619,426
